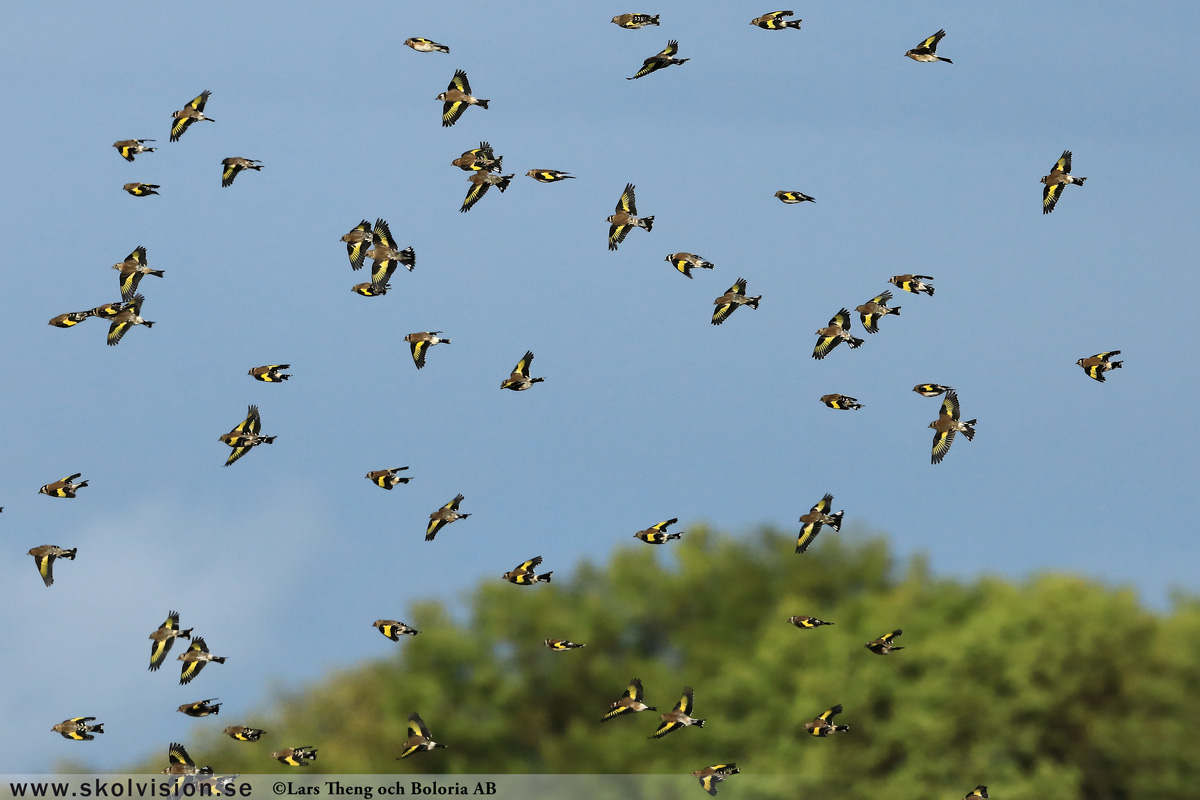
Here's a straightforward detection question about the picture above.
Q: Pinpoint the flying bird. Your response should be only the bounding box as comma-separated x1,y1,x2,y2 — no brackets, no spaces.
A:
437,69,488,127
1077,351,1122,382
929,390,976,465
693,764,740,796
221,157,263,187
149,611,193,671
634,518,683,544
427,494,469,541
789,615,834,629
813,309,864,359
170,90,214,142
964,786,989,799
751,11,802,29
1041,150,1086,214
820,394,864,410
39,474,88,498
611,13,660,29
352,282,389,296
160,742,211,778
178,637,227,685
913,383,952,397
366,467,411,490
905,30,953,63
90,301,126,321
123,182,159,197
112,246,165,301
856,290,901,333
373,620,419,640
865,629,904,655
365,219,416,290
271,747,318,767
51,717,104,741
405,37,449,53
397,713,446,759
219,404,276,467
775,190,814,204
405,332,451,369
602,678,657,721
340,220,374,270
889,274,935,296
544,638,585,651
502,555,553,585
711,278,761,325
797,493,844,554
48,311,95,328
607,183,654,250
27,545,76,587
106,293,154,346
628,40,689,80
665,252,714,279
460,170,514,212
178,699,222,717
452,142,502,173
501,350,545,391
113,139,155,162
249,364,291,382
223,726,266,742
651,686,705,739
805,704,849,737
526,169,574,183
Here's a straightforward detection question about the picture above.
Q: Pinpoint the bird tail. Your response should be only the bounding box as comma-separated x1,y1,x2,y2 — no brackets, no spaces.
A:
834,725,849,732
145,146,157,153
531,377,545,384
142,321,155,328
212,657,227,665
891,306,901,315
786,20,802,29
962,420,977,441
666,532,683,541
435,44,449,53
829,510,845,532
1110,361,1123,369
938,57,953,64
699,260,714,269
496,175,513,192
493,156,503,172
63,549,78,560
262,436,277,445
692,719,705,728
1073,176,1087,185
441,338,452,344
181,628,194,639
848,337,865,349
537,571,553,583
640,216,655,232
90,724,105,734
922,286,935,296
747,295,762,310
75,481,90,490
889,646,905,651
676,58,691,65
149,269,165,278
477,99,490,110
649,15,661,24
250,164,264,171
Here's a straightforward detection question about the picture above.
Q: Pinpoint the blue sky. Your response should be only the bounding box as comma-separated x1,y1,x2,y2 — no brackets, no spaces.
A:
2,0,1198,773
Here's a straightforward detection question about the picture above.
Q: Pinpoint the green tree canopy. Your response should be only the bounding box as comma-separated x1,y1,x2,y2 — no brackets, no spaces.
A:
129,527,1200,799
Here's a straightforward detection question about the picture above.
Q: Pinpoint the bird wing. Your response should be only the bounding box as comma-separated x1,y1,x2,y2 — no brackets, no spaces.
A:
189,91,211,112
346,221,371,270
626,678,645,701
617,183,637,214
819,705,843,722
516,556,543,572
711,300,735,325
608,221,631,250
446,494,464,511
442,99,466,127
119,270,143,302
372,219,396,250
515,351,534,378
659,40,680,57
168,743,194,768
730,278,747,296
812,493,833,514
941,391,961,421
812,333,841,360
179,659,207,685
33,552,55,585
931,428,957,465
917,30,945,51
426,516,447,540
460,176,491,212
1055,150,1072,174
169,116,193,142
107,320,131,346
651,718,683,738
795,522,820,553
650,519,676,532
678,687,695,715
150,637,174,670
448,69,470,94
371,257,398,289
397,743,422,759
409,713,433,739
831,308,853,329
411,340,429,368
221,161,243,187
1043,182,1063,214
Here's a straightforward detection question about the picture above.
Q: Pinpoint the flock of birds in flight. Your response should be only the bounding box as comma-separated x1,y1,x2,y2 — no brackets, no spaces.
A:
30,9,1116,798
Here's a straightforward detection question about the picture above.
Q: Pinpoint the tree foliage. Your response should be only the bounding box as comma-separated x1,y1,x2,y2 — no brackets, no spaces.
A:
133,527,1200,799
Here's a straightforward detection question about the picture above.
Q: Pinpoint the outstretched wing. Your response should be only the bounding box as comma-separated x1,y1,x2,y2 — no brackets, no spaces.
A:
514,351,534,378
616,183,637,214
460,177,491,212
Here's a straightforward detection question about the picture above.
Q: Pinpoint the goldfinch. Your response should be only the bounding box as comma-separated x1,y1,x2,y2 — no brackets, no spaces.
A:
651,687,705,739
1041,150,1086,214
905,30,952,63
460,171,514,212
373,620,419,640
248,364,291,382
665,252,714,279
177,699,221,717
271,747,317,767
805,704,849,736
366,467,411,490
526,169,574,183
789,615,834,629
865,629,904,655
611,13,660,29
38,473,88,498
106,293,154,346
634,518,683,544
404,38,449,53
112,246,164,301
607,183,654,250
856,290,901,333
123,182,159,197
170,90,214,142
149,611,193,671
820,394,864,410
49,311,95,328
218,404,276,466
452,142,502,173
889,274,935,296
221,157,263,187
502,556,553,585
501,350,544,391
775,190,814,204
1076,351,1122,382
913,383,952,397
405,332,451,369
113,139,155,162
427,494,469,540
797,493,844,553
178,637,227,686
51,718,103,741
929,390,976,464
751,11,801,30
27,545,76,587
340,220,374,271
628,40,689,80
223,726,266,742
544,638,585,651
397,713,445,759
602,678,656,721
813,309,864,359
693,764,739,796
437,70,488,127
711,278,761,325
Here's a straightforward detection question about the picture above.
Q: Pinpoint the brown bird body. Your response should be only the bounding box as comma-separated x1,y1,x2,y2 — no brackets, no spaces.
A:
651,686,705,739
855,290,901,333
112,246,164,301
170,90,214,142
813,309,864,359
51,717,104,741
789,615,834,629
712,278,761,325
603,678,656,721
178,637,227,685
39,473,88,498
865,629,904,654
427,494,469,540
1076,351,1122,382
820,393,864,410
1041,150,1086,214
366,467,411,490
929,390,976,464
178,698,222,717
889,274,935,296
149,611,193,671
503,555,553,585
437,70,488,127
805,704,849,736
224,726,266,742
113,139,155,161
397,712,446,759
